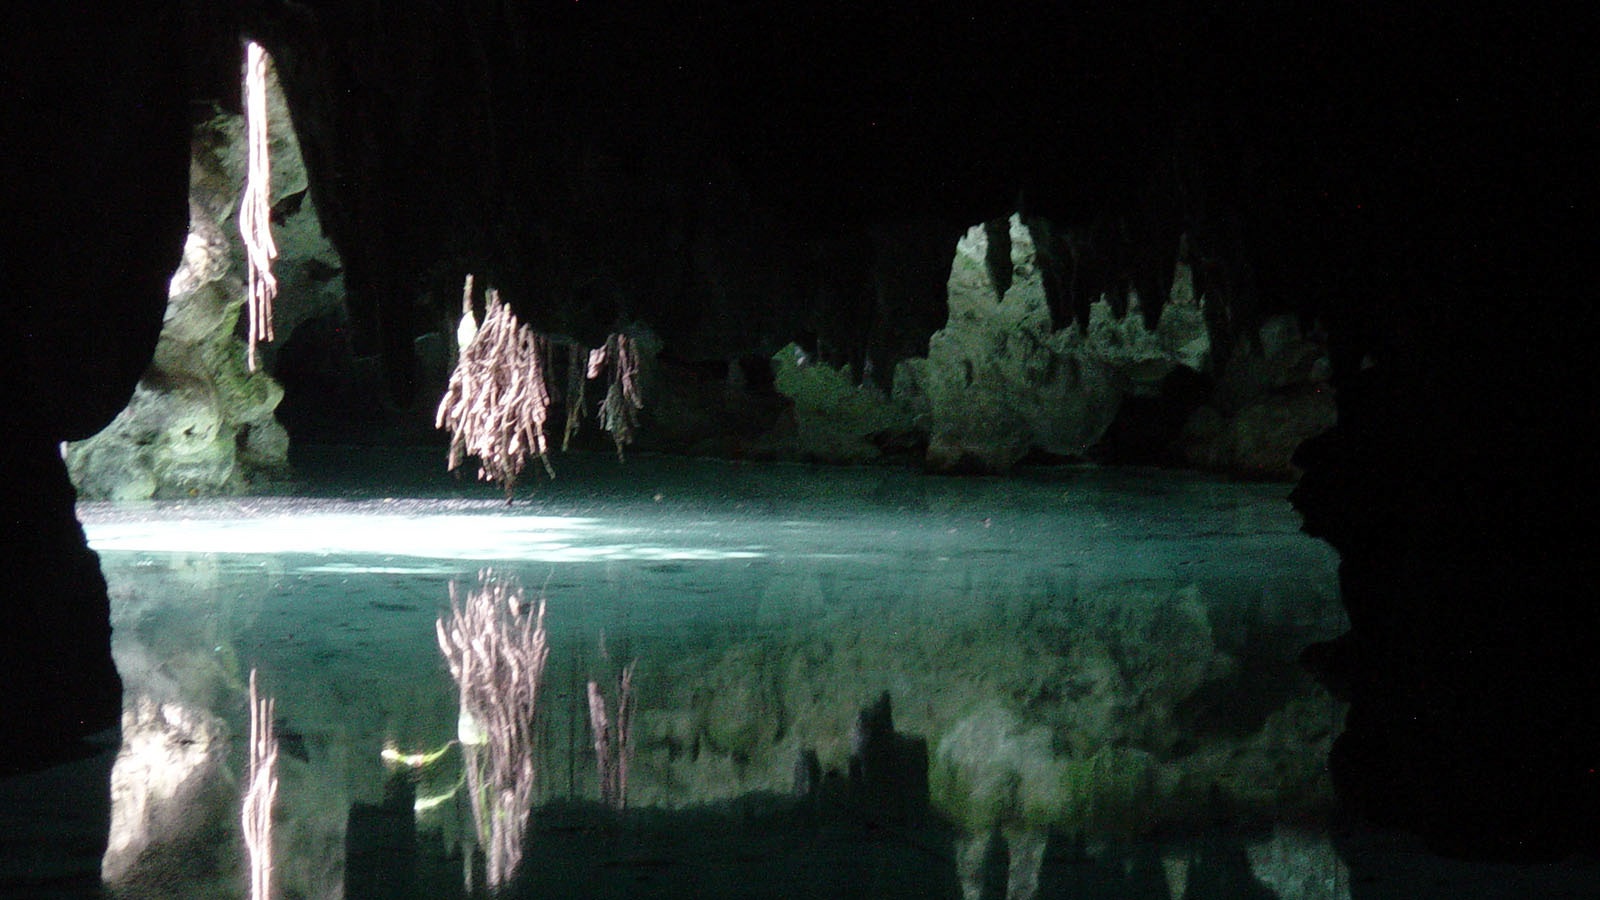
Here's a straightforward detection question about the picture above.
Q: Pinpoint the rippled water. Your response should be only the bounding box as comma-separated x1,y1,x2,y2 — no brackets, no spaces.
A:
81,455,1351,899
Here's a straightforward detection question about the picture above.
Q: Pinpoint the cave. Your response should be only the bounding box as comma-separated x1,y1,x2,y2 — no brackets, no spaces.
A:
1,3,1590,898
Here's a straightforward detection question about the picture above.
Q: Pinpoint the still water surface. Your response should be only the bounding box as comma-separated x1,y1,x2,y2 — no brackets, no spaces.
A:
82,457,1349,899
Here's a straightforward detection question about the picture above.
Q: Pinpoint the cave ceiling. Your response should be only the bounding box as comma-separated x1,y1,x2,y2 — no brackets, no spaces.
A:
178,2,1530,402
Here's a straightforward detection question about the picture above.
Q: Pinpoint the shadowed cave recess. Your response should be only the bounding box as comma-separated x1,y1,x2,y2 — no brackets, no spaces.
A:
1,0,1591,892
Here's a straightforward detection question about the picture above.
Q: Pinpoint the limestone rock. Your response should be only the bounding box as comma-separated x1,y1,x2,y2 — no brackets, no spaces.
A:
102,697,229,887
67,62,338,499
1043,582,1236,757
66,193,288,498
930,704,1067,833
910,214,1209,473
771,343,914,463
930,704,1159,837
626,354,789,460
616,569,1334,834
699,644,786,762
1180,314,1336,478
1245,825,1351,900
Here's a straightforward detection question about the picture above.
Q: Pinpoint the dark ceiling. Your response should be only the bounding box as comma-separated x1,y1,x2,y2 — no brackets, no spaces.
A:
194,1,1563,401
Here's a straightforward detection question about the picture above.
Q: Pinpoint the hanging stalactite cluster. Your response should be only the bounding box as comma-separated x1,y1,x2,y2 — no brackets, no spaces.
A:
587,331,643,460
436,276,555,495
436,275,645,496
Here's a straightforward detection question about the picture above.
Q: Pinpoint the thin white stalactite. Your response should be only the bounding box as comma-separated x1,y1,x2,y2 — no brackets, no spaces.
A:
562,342,588,452
243,669,278,900
242,41,278,372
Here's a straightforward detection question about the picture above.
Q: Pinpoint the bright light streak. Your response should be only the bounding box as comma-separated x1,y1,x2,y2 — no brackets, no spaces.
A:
83,511,768,563
298,563,463,576
241,41,277,371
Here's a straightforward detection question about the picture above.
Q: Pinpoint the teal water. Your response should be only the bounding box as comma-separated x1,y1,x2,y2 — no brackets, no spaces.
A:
81,454,1352,899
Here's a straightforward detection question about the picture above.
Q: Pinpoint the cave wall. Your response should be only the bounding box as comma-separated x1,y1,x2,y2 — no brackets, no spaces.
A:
65,83,300,500
2,3,192,758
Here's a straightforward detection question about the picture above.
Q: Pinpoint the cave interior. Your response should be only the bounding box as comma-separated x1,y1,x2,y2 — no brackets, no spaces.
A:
0,0,1591,894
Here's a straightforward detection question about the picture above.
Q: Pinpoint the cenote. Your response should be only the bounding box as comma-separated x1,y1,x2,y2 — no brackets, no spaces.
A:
7,9,1590,896
75,451,1357,899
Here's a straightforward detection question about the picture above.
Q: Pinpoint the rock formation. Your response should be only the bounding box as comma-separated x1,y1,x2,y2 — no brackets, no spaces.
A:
623,573,1339,829
931,704,1157,900
66,60,339,499
3,1,1583,866
3,5,190,766
770,344,913,464
1180,313,1336,478
900,214,1209,473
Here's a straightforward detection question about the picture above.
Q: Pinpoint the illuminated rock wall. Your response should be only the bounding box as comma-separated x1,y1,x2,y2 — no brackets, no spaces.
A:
899,214,1210,473
66,62,343,499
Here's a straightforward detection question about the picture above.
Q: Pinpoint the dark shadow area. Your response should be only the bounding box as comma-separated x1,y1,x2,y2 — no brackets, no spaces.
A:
346,791,1328,900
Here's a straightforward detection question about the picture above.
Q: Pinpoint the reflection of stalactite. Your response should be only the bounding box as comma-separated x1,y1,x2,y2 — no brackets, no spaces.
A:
241,42,277,372
586,660,636,810
435,570,549,889
436,280,555,496
243,669,278,900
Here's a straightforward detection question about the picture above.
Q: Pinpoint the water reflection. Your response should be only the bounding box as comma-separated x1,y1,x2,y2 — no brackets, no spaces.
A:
86,467,1349,899
243,670,279,900
435,571,549,889
585,656,637,812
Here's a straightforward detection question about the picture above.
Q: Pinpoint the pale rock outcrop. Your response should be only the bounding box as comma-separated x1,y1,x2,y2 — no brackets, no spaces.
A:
68,60,338,498
101,698,229,887
1180,313,1336,477
902,214,1208,473
65,187,288,498
770,343,913,463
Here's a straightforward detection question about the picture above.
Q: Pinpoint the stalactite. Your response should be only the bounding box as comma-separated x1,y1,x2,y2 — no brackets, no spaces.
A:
438,275,647,486
241,41,278,372
562,342,588,452
436,279,554,496
587,333,643,460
